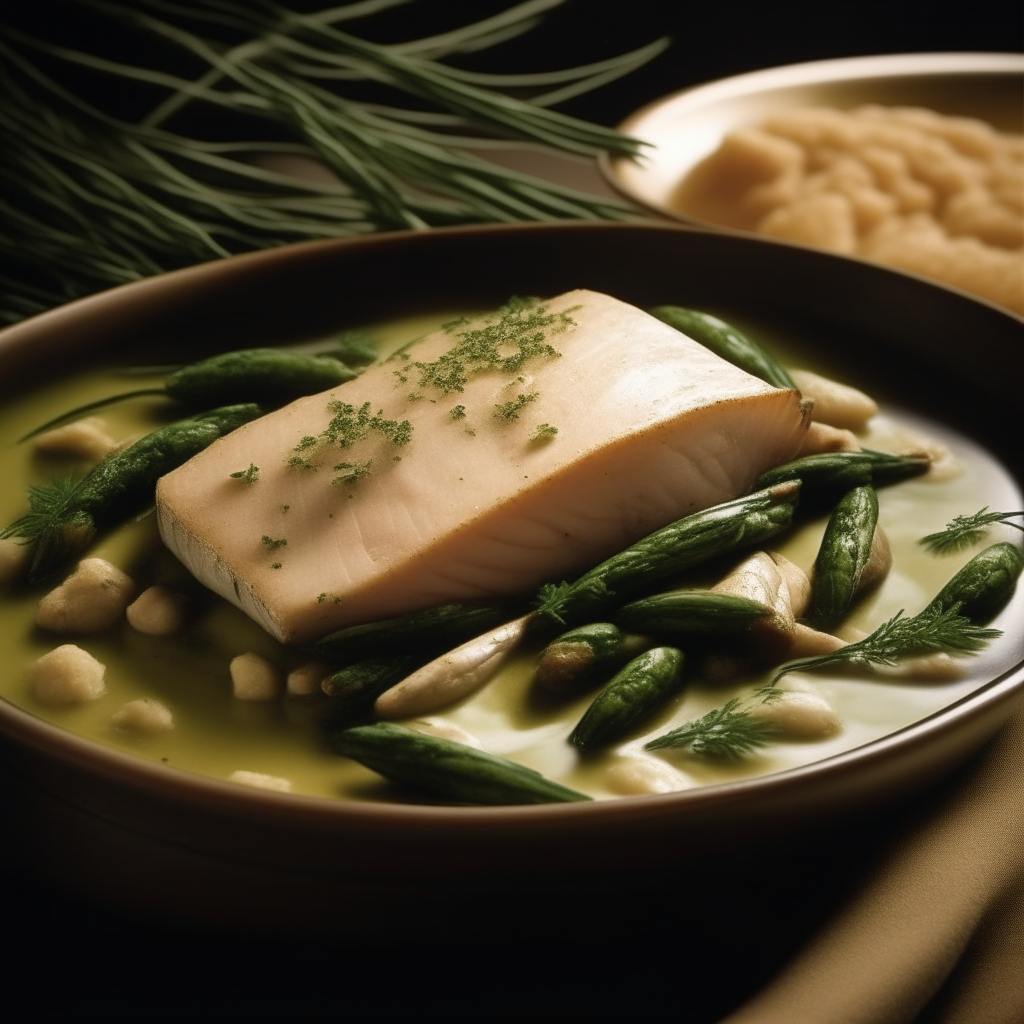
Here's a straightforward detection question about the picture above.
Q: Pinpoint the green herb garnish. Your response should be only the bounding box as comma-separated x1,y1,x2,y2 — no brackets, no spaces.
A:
0,5,662,324
229,464,260,485
769,607,1001,684
262,535,287,550
531,423,558,441
645,698,778,760
494,392,539,422
332,460,372,485
920,508,1024,554
408,298,571,397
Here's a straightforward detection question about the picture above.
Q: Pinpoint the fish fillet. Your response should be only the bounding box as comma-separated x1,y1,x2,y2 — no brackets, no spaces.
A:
157,291,808,643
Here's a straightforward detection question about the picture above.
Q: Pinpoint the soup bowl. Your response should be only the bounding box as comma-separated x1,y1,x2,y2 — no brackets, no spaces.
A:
0,222,1021,932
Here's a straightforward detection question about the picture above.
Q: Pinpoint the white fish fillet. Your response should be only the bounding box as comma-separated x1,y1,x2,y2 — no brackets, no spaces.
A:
157,290,808,643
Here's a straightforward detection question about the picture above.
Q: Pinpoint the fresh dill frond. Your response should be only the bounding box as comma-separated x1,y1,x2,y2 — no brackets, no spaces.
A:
534,576,612,626
0,477,81,543
0,476,96,581
229,463,260,485
331,460,373,485
770,607,1002,684
261,535,287,550
534,580,573,625
494,392,539,422
645,698,778,759
531,423,558,441
920,508,1024,554
411,299,569,397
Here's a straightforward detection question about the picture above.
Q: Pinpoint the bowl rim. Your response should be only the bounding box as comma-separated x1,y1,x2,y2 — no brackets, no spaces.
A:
599,50,1024,222
1,220,1022,830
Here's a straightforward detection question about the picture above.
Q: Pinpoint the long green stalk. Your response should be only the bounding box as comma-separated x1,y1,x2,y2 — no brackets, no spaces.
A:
1,1,662,323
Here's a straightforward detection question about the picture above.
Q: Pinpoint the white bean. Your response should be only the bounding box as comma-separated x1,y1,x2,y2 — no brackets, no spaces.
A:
228,770,292,793
790,369,878,431
786,622,849,658
126,585,188,636
749,691,843,740
874,653,966,681
407,717,484,749
287,661,332,696
33,417,117,461
375,615,531,719
768,551,812,618
111,698,174,733
28,644,106,704
794,420,862,456
36,557,136,634
230,652,282,701
856,524,893,596
605,756,693,795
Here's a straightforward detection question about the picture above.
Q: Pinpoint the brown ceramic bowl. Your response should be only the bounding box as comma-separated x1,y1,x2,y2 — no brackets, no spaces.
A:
1,223,1021,933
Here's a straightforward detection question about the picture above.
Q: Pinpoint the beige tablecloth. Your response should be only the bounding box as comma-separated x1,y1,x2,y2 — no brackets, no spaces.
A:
723,708,1024,1024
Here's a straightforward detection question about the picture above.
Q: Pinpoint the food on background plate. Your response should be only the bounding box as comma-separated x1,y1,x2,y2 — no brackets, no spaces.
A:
1,293,1021,805
674,105,1024,315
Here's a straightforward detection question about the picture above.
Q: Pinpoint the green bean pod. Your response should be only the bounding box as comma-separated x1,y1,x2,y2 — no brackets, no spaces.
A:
614,591,768,636
755,450,930,498
923,542,1024,623
21,348,361,441
535,482,800,629
310,600,521,662
321,654,424,721
810,485,879,630
570,647,685,753
164,349,357,408
648,305,796,390
534,623,651,694
5,403,262,581
329,723,591,805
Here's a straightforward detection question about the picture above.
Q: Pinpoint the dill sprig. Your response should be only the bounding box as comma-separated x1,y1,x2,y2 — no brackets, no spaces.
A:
0,2,663,323
0,477,82,545
920,508,1024,555
769,607,1002,685
0,477,93,578
645,698,779,760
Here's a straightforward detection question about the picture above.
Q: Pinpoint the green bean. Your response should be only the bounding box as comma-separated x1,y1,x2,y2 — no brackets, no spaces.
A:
810,485,879,630
21,348,358,441
648,305,796,390
329,723,591,805
614,591,768,636
310,600,522,662
923,542,1024,624
570,647,685,753
3,403,262,581
535,482,800,629
755,450,930,496
321,654,424,723
534,623,651,694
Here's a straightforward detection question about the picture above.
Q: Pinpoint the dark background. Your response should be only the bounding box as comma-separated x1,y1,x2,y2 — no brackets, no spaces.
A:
2,0,1021,1015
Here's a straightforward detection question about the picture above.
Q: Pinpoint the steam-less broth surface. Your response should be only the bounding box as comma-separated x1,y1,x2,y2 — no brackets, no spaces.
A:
0,308,1020,802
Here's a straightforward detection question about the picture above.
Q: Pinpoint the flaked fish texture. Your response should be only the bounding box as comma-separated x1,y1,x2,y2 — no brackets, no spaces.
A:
157,291,809,642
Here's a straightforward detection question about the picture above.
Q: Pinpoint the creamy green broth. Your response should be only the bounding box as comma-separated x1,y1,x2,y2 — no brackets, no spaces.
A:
0,310,1020,802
